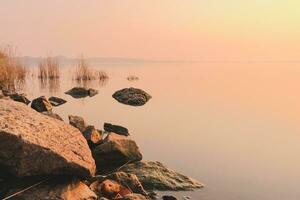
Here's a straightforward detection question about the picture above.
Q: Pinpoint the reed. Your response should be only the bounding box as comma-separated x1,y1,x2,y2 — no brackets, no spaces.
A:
74,56,108,83
0,46,27,91
38,57,60,80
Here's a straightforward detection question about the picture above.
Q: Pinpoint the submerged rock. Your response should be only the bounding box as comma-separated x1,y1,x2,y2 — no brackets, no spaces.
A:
65,87,98,98
6,177,97,200
92,133,143,170
0,99,96,178
104,123,129,136
49,96,67,106
112,87,151,106
69,115,87,132
120,161,204,191
31,96,52,112
127,75,139,81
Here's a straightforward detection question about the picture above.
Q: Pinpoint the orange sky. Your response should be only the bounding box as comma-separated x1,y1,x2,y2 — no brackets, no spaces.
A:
0,0,299,60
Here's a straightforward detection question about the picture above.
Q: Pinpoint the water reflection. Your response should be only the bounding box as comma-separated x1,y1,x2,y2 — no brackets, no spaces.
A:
38,77,61,95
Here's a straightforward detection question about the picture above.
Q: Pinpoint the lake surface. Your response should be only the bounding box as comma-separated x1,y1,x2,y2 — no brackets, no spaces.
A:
22,62,300,200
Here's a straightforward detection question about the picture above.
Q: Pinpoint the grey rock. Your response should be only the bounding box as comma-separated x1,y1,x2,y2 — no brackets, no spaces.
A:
112,87,151,106
31,96,52,112
104,123,129,136
49,96,67,106
93,133,143,170
65,87,98,98
120,161,204,191
0,99,96,178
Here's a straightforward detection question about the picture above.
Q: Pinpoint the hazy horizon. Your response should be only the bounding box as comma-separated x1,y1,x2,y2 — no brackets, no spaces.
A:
1,0,299,61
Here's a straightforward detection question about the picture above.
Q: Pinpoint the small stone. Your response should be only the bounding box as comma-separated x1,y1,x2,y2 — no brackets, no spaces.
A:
49,96,67,106
69,115,87,132
83,125,102,148
104,123,129,136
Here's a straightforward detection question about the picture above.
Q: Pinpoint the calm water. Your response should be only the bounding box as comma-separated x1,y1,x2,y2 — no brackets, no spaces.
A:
22,62,300,200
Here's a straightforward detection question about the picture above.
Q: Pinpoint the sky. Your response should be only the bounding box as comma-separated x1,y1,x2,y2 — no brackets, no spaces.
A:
0,0,299,61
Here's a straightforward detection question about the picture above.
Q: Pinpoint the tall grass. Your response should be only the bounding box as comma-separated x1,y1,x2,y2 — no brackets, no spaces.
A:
74,56,108,84
38,57,60,80
0,46,27,91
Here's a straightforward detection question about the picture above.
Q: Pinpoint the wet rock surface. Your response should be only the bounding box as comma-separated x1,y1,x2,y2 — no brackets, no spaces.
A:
49,96,67,107
31,96,53,112
65,87,98,98
0,99,96,178
112,87,151,106
104,123,130,136
92,133,143,170
120,161,204,191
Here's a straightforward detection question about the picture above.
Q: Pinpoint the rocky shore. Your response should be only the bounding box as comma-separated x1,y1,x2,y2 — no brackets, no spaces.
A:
0,89,203,200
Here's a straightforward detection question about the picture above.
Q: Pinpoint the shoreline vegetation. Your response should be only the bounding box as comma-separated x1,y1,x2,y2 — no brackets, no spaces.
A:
0,46,27,91
0,47,202,200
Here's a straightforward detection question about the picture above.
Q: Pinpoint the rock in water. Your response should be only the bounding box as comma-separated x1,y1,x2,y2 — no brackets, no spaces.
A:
112,87,151,106
92,133,142,170
65,87,98,98
0,99,96,178
69,115,87,132
120,161,204,191
49,96,67,106
6,177,97,200
104,123,129,136
7,93,31,105
31,96,52,112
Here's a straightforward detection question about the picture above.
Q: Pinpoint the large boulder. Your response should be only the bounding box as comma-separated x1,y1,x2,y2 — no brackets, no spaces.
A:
120,161,204,191
69,115,87,132
31,96,52,112
0,99,96,178
5,177,97,200
92,133,142,170
112,87,151,106
65,87,98,99
104,123,129,136
49,96,67,107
